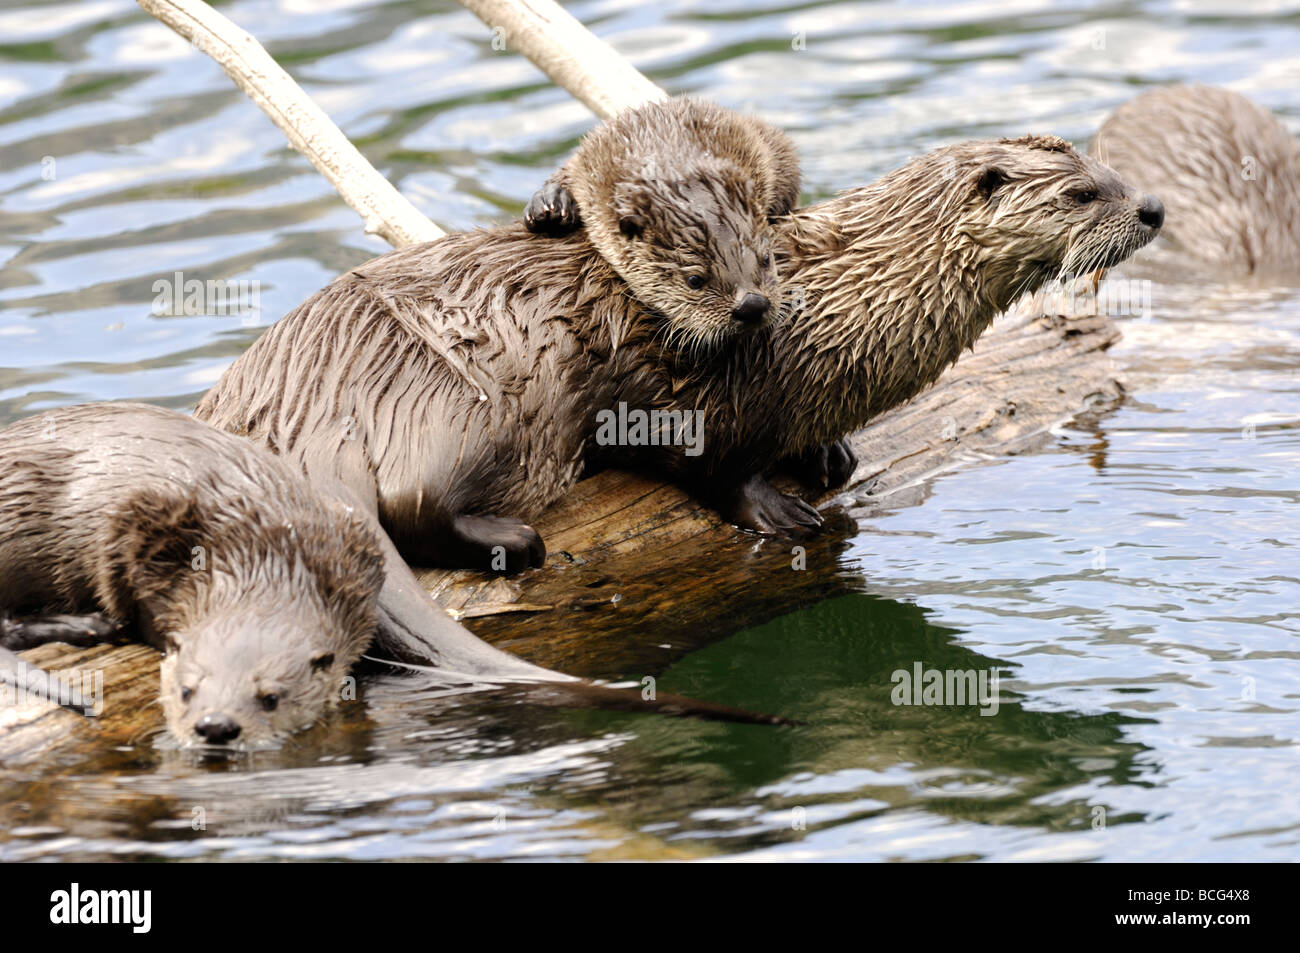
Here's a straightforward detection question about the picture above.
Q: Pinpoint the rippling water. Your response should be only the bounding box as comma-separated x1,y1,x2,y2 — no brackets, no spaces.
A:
1,0,1298,861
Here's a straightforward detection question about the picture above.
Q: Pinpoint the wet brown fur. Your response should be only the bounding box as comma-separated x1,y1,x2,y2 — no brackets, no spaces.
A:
0,403,386,748
196,136,1161,556
1092,84,1300,274
0,406,792,743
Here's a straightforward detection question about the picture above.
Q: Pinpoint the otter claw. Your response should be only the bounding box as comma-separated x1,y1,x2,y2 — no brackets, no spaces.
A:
524,182,582,235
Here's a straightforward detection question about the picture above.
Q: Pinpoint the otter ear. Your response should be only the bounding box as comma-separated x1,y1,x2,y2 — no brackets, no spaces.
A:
99,489,208,613
618,213,646,239
306,506,385,636
613,182,651,240
975,165,1009,200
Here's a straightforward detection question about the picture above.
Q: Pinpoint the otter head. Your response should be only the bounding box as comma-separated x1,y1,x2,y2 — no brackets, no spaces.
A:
932,134,1163,309
607,156,782,356
102,489,386,750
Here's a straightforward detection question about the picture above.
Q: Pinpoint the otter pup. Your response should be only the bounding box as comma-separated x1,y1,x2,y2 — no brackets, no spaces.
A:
0,404,786,748
524,98,801,354
1091,84,1299,274
195,135,1161,570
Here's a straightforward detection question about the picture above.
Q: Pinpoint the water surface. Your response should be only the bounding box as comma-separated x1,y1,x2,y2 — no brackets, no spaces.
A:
1,0,1297,861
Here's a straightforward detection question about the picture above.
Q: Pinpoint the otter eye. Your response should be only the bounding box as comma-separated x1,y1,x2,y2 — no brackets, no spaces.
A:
685,274,706,290
180,686,193,703
311,653,335,672
1074,189,1097,205
260,693,279,712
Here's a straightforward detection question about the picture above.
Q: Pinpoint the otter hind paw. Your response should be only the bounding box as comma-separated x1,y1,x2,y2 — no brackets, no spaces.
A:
728,475,823,537
523,181,581,235
450,514,547,573
1,613,121,651
785,439,858,491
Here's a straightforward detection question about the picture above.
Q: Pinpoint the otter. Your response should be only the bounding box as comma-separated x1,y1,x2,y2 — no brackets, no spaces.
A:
0,404,788,748
1091,84,1299,274
0,403,385,747
524,98,801,354
195,135,1161,571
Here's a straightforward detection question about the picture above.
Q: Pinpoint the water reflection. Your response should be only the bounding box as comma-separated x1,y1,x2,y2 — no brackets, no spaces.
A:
1,0,1298,860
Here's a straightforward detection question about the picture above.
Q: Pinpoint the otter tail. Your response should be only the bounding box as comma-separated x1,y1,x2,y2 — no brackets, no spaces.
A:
369,655,797,727
489,679,798,727
351,495,796,727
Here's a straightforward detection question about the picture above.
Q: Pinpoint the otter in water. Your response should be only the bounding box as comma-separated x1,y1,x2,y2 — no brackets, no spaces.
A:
0,403,385,747
524,98,801,354
0,404,788,748
196,135,1161,570
1092,84,1298,274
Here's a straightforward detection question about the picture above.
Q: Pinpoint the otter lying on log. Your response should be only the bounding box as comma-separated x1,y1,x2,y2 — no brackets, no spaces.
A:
195,135,1161,572
0,404,789,749
1092,84,1299,275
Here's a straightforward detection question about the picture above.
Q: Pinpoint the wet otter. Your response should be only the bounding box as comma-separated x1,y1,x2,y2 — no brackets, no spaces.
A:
524,98,801,354
0,404,787,748
0,403,385,747
195,135,1161,569
1092,84,1299,274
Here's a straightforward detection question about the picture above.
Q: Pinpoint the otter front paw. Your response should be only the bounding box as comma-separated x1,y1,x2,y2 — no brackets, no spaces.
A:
449,514,547,573
784,439,858,491
725,474,823,536
523,180,581,235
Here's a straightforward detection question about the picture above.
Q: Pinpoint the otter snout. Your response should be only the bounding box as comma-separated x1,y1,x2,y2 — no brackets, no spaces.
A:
194,711,242,745
1137,193,1165,231
732,292,770,324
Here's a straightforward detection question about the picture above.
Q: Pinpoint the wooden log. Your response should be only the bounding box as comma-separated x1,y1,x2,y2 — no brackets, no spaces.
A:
457,0,666,119
2,302,1120,758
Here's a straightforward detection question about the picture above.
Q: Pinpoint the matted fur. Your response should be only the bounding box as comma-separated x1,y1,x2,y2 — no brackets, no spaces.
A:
666,134,1162,472
196,136,1160,550
1092,84,1300,273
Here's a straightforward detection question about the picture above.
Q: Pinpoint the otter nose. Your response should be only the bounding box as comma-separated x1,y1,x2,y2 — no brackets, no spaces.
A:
732,292,770,324
194,712,241,745
1137,194,1164,230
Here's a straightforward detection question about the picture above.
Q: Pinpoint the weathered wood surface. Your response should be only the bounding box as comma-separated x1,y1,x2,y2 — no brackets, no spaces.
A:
1,303,1120,762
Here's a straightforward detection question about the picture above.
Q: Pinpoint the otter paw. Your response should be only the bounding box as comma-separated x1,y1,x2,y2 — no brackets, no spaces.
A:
523,181,581,235
727,476,823,537
784,439,858,491
0,613,121,651
451,514,547,573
